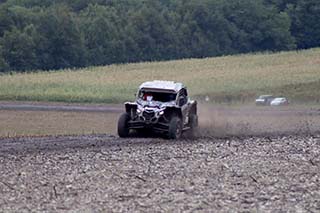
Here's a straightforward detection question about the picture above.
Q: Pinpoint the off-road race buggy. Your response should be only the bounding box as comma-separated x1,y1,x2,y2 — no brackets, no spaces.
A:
118,80,198,139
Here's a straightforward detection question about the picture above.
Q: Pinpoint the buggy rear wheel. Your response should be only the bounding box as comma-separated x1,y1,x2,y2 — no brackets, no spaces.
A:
168,116,182,139
186,114,198,138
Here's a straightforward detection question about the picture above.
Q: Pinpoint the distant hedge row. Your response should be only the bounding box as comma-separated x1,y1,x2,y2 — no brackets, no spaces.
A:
0,0,319,72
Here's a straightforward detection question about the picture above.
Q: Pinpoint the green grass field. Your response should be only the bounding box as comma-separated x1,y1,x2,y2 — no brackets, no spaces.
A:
0,48,319,104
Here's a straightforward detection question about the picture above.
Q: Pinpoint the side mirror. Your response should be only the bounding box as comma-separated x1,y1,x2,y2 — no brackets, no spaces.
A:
178,97,185,106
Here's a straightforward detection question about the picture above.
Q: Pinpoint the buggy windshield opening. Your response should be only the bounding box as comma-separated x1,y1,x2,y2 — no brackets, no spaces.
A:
138,90,176,102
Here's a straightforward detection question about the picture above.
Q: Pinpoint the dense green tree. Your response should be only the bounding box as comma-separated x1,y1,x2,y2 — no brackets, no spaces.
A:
36,4,86,70
0,0,318,72
223,0,296,52
80,4,123,65
0,25,37,71
0,45,9,72
177,1,234,57
287,0,320,48
0,4,14,37
125,2,176,61
264,0,320,49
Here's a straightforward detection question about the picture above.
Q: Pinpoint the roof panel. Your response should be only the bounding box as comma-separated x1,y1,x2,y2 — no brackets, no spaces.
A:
139,80,184,93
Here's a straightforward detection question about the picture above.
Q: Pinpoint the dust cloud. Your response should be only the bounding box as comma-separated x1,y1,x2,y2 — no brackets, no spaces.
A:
197,103,320,138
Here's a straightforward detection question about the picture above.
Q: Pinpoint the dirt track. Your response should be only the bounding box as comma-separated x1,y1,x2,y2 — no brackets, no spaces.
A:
1,102,320,212
1,101,320,137
1,134,320,212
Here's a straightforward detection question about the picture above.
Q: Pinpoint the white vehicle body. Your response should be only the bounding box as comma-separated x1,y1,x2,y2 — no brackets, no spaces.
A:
270,97,289,106
255,95,274,106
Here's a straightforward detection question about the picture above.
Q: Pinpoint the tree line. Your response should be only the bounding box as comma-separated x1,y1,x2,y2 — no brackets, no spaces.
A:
0,0,319,72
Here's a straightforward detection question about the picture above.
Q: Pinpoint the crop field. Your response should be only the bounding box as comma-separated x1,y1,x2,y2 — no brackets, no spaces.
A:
0,48,319,104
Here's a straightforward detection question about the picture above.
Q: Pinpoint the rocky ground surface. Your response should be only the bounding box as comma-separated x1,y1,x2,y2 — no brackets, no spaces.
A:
0,134,320,212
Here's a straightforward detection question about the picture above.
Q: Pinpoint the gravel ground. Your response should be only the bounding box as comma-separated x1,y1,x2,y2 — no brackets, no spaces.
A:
1,135,320,212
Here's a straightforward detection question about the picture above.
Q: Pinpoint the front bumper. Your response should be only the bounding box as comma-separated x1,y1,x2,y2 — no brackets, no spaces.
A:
128,120,169,132
128,111,169,132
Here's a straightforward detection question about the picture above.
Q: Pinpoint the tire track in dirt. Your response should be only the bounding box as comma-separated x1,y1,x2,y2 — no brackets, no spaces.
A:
0,135,320,212
0,103,122,113
1,102,320,137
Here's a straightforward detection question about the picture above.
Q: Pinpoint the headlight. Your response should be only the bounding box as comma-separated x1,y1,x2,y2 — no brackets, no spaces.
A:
137,109,141,113
159,110,164,115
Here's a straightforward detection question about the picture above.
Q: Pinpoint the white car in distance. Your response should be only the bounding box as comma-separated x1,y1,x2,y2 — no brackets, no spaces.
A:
270,97,289,106
255,95,274,106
